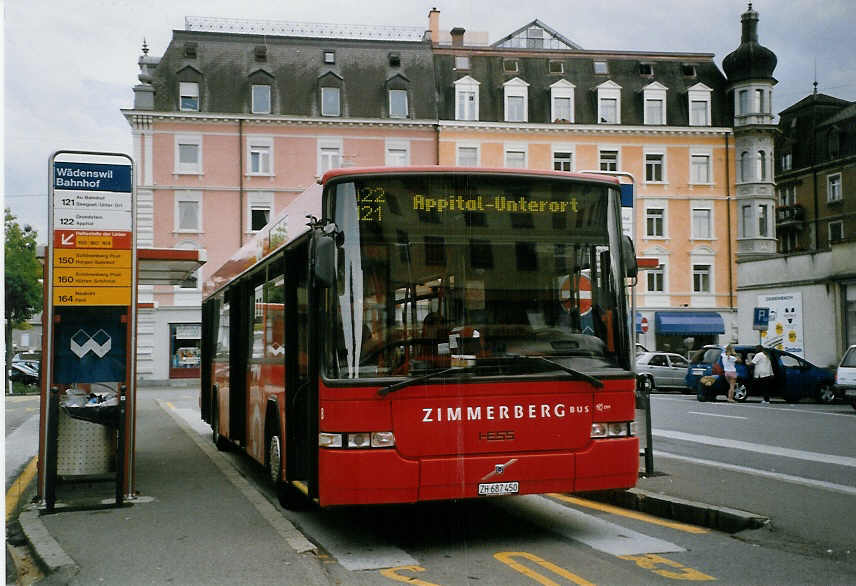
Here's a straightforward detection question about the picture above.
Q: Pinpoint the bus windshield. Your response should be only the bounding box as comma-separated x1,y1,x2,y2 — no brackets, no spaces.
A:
325,173,629,380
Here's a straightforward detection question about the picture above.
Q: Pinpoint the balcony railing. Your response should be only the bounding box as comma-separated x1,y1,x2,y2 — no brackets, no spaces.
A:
776,204,805,226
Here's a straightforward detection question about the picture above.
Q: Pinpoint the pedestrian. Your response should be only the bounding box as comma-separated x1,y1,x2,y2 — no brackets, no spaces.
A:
751,345,774,403
722,344,741,402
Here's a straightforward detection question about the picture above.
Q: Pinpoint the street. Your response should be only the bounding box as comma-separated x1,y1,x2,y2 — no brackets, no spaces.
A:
6,388,856,584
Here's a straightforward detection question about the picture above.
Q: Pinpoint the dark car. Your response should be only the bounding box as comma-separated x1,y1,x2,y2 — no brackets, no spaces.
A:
636,352,690,393
686,345,835,403
8,362,40,387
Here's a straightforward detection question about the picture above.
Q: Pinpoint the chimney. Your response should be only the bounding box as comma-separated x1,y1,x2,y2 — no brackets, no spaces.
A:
428,8,440,44
450,27,465,48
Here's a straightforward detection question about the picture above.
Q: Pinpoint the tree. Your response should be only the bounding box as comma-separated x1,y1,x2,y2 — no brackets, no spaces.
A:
5,208,43,369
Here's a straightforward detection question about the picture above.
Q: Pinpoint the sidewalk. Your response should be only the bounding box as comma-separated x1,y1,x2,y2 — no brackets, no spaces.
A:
16,388,329,585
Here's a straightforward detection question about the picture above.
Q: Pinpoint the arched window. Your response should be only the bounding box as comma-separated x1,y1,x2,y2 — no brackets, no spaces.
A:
757,150,767,181
740,151,750,182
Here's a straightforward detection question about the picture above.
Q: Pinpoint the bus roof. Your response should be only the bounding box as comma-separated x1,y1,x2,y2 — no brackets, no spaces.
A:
321,166,621,186
203,166,622,299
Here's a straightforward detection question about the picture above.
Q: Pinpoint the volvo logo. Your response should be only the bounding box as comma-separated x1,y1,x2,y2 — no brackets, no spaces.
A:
480,458,519,482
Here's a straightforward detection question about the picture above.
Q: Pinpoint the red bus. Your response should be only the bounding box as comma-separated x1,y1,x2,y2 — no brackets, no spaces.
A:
200,167,639,507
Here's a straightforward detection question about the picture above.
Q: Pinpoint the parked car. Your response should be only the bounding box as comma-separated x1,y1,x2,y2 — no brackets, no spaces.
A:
636,352,690,393
686,344,835,403
8,362,40,387
834,345,856,410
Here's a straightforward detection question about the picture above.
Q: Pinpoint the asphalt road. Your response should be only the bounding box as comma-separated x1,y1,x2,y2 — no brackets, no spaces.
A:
6,389,856,584
648,393,856,553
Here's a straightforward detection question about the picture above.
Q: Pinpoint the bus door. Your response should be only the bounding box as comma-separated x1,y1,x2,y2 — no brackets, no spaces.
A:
227,283,248,444
200,298,216,423
284,241,315,492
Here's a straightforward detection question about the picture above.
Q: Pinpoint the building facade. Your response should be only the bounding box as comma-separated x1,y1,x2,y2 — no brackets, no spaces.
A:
429,13,738,355
123,19,438,381
736,92,856,366
125,8,774,379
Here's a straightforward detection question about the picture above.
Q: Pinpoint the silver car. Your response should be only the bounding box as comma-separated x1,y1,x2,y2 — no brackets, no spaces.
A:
636,352,690,393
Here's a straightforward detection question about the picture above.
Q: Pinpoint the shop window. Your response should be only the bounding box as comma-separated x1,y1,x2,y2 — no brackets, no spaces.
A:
170,323,201,378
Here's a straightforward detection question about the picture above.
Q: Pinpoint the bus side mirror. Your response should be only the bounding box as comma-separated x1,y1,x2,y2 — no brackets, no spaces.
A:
622,234,638,279
314,234,336,288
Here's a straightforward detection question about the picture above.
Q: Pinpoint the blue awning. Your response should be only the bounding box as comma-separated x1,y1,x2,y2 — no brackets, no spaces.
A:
655,311,724,335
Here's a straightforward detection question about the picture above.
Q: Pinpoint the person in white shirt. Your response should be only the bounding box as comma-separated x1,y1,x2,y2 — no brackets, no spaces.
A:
751,345,774,403
722,344,741,402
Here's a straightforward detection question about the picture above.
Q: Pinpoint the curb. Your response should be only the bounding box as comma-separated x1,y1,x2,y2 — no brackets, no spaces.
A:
18,509,80,583
582,487,770,533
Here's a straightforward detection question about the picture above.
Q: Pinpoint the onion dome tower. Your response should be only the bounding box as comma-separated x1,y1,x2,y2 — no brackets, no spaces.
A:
724,3,778,257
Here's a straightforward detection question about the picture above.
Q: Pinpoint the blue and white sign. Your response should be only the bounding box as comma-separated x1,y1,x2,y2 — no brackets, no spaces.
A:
752,307,770,331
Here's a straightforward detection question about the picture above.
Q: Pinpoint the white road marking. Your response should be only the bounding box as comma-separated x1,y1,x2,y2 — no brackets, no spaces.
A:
495,495,684,556
687,411,748,420
655,451,856,496
653,429,856,468
652,396,853,418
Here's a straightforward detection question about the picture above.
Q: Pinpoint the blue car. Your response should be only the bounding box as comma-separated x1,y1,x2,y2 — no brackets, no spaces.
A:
686,345,835,403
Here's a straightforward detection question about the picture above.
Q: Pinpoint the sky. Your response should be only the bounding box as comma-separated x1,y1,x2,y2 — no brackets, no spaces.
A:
4,0,856,244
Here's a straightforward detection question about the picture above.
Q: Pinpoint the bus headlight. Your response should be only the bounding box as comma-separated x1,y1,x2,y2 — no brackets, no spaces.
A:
319,431,396,449
319,432,343,448
591,422,634,439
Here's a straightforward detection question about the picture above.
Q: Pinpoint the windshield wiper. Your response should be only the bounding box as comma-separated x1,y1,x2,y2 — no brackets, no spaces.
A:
521,355,604,388
377,365,477,397
376,355,603,397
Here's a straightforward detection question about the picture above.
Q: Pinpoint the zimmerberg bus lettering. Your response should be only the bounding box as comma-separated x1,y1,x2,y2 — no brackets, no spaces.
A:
421,403,589,423
411,194,578,214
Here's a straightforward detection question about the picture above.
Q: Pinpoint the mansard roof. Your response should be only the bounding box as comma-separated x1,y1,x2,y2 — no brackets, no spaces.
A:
150,29,436,119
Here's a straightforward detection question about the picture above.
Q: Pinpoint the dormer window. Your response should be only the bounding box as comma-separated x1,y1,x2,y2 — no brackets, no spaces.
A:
526,26,544,49
503,77,529,122
642,82,668,125
454,76,480,121
549,60,564,74
454,56,470,70
503,59,519,73
681,64,696,77
639,63,653,76
251,85,271,114
596,80,621,124
323,50,335,64
179,82,199,112
321,87,340,116
389,89,408,118
688,83,713,126
550,79,574,123
593,61,608,75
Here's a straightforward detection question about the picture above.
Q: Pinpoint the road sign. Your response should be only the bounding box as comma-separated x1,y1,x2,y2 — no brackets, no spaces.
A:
54,249,132,269
752,307,770,331
53,286,132,306
54,230,132,250
640,316,649,333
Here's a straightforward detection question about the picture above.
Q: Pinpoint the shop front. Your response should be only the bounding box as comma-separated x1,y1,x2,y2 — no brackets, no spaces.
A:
654,311,725,356
169,323,201,379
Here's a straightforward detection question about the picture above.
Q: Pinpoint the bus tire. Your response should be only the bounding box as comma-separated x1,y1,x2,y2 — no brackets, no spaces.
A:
211,399,229,452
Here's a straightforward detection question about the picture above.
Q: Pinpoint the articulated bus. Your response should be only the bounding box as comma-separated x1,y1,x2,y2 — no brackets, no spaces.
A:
200,167,639,507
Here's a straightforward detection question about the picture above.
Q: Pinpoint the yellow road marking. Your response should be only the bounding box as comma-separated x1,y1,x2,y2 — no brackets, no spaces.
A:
165,402,176,410
6,457,38,520
379,566,439,585
494,552,595,586
619,554,715,581
548,494,710,534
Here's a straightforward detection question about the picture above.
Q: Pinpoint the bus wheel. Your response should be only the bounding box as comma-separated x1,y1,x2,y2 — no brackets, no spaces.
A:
212,403,229,451
268,433,283,486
